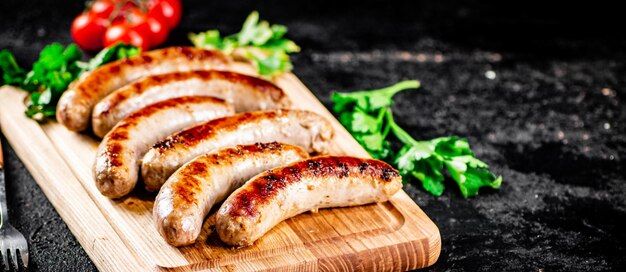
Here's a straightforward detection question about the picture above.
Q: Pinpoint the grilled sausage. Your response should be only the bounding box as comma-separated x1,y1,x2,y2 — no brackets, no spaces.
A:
154,142,309,246
94,96,234,198
142,109,333,191
57,47,230,132
215,156,402,247
92,70,290,138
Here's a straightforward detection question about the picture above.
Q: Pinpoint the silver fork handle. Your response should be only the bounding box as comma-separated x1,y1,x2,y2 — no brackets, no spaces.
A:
0,138,8,226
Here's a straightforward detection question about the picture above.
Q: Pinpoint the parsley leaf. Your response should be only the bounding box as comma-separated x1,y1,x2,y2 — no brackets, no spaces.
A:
20,43,83,120
387,110,502,197
331,81,502,198
0,50,26,86
2,43,140,121
333,81,418,160
189,11,300,76
332,80,420,113
76,43,141,73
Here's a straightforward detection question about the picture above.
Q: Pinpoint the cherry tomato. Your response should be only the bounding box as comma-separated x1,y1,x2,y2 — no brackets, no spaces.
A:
110,2,142,25
134,17,169,48
104,23,150,50
148,0,182,30
90,0,115,19
71,13,108,51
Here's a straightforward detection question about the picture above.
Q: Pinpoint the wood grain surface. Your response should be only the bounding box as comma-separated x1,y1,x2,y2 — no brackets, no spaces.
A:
0,65,440,271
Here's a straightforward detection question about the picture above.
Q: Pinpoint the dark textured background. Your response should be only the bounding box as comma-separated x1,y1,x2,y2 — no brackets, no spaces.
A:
1,0,625,271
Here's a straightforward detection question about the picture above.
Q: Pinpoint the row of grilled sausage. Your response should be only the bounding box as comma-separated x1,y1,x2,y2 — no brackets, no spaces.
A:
56,46,403,247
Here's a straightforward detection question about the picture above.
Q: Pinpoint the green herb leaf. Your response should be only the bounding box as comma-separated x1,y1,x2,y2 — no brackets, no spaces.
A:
388,110,501,197
189,11,300,76
3,43,140,121
331,80,420,113
77,43,141,73
189,30,225,50
246,49,293,76
410,160,445,196
0,49,26,86
331,80,502,198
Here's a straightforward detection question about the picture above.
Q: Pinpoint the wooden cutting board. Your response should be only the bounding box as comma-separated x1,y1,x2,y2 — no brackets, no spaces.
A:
0,64,440,271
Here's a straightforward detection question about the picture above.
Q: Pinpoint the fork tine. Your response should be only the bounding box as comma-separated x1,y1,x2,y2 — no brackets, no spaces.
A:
1,249,7,270
9,248,18,270
19,249,29,269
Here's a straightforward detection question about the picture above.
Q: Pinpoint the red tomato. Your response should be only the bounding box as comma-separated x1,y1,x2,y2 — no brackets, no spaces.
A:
148,0,182,30
104,24,150,50
134,17,169,48
71,13,108,51
125,7,148,25
110,2,142,25
90,0,115,19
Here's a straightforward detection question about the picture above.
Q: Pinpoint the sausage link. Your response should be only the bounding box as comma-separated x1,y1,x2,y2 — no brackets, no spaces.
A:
216,156,402,246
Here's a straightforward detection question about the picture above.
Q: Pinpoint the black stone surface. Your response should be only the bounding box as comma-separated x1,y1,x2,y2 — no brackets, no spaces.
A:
1,0,624,271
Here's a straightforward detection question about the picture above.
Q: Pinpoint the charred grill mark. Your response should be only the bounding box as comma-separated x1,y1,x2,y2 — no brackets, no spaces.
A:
151,75,164,83
176,46,229,63
105,143,125,167
359,162,370,174
173,159,211,205
181,159,209,177
307,160,322,175
382,168,397,182
286,165,303,181
173,175,202,205
178,46,195,59
141,55,153,63
108,130,128,141
253,142,282,152
338,162,349,178
227,156,400,218
108,65,120,74
236,194,255,219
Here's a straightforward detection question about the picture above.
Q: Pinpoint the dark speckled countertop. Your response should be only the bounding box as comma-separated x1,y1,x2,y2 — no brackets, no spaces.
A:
1,0,625,271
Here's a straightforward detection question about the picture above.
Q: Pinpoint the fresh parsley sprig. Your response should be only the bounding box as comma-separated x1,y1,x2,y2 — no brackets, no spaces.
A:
189,11,300,76
332,80,420,159
387,108,502,197
0,43,140,121
20,43,84,120
332,81,502,198
0,50,26,86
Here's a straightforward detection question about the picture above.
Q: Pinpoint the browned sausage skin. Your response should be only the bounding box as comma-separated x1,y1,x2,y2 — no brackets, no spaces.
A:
57,47,230,132
216,156,402,247
94,96,234,198
141,109,334,192
92,70,290,138
154,142,309,246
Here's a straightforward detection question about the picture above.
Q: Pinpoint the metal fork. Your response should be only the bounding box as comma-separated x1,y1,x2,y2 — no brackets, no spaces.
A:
0,137,29,270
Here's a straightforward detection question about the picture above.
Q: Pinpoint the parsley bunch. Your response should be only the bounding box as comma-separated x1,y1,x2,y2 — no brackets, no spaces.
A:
332,81,502,198
189,11,300,76
20,43,84,120
1,43,139,121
